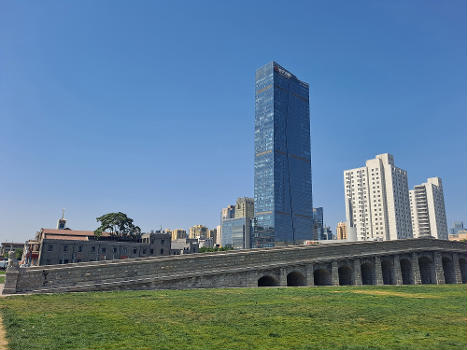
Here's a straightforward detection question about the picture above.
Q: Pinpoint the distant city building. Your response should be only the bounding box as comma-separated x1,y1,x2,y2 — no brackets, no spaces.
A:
209,228,218,244
221,217,249,249
22,228,171,266
221,197,254,249
409,177,448,240
198,237,214,248
323,226,333,240
171,229,187,241
450,222,464,235
189,225,209,239
336,222,348,240
448,230,467,242
253,62,313,248
312,207,324,240
221,205,236,221
0,242,24,257
170,238,199,255
215,225,222,247
235,197,254,219
344,153,413,241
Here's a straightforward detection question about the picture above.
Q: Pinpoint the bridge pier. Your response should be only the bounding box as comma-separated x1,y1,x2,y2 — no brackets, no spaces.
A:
280,267,287,287
453,253,463,284
434,252,445,284
393,255,403,285
411,253,422,284
353,259,362,286
331,261,339,286
306,264,314,286
374,256,384,285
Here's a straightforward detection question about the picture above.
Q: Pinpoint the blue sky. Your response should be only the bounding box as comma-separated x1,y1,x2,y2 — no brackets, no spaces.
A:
1,1,466,242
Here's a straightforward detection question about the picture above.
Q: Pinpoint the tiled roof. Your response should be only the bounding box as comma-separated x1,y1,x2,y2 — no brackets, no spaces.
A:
41,229,111,237
44,235,89,241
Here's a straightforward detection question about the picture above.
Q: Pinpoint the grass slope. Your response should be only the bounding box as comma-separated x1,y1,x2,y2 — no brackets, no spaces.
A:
0,270,4,284
0,285,466,350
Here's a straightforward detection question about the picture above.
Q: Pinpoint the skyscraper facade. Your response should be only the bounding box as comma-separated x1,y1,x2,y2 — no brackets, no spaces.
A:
253,62,313,248
312,207,324,240
344,153,413,241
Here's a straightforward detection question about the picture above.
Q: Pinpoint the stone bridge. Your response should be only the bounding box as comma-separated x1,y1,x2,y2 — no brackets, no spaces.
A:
3,237,467,294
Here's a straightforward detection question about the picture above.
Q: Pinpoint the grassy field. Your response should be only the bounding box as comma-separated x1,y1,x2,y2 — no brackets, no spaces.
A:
0,270,5,284
0,285,466,350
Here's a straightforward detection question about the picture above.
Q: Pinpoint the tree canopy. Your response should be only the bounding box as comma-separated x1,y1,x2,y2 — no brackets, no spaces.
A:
94,212,141,239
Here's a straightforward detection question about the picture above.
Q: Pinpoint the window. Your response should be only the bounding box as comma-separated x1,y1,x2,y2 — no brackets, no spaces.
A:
91,246,96,252
133,248,137,254
101,248,106,253
78,246,82,252
113,248,117,253
160,249,164,254
64,259,69,264
63,245,68,252
143,249,147,254
161,240,165,245
48,245,53,252
150,249,154,254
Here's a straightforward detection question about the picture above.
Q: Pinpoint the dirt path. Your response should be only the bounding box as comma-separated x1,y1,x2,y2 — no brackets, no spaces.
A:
351,290,440,298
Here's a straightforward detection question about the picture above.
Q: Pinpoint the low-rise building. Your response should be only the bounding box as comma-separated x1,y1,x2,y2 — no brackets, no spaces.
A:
22,228,171,266
0,242,24,256
170,238,199,255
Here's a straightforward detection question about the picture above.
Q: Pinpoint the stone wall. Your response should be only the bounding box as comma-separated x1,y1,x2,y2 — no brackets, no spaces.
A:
4,238,466,294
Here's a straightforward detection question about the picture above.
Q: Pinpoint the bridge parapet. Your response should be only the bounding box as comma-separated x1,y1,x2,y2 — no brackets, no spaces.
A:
4,238,466,294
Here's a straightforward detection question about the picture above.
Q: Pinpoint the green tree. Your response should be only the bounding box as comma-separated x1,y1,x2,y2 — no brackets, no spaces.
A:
15,248,23,260
94,212,141,239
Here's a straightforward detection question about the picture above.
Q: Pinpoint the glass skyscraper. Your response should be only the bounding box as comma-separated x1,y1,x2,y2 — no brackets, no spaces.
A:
252,62,313,248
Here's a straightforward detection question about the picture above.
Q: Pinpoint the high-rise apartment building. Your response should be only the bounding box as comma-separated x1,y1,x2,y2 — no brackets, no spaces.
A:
171,229,187,241
344,153,412,241
253,62,313,248
336,222,348,240
221,205,236,221
409,177,448,240
189,225,209,239
234,197,254,219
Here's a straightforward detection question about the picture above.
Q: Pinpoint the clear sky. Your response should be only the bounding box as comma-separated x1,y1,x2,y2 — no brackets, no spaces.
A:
1,1,466,242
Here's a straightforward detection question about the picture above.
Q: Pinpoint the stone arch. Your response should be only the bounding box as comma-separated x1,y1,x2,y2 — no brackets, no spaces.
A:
418,256,435,284
381,259,394,285
258,275,279,287
459,258,466,284
361,262,375,285
314,268,331,286
287,271,306,286
400,258,412,284
338,266,353,285
442,256,456,284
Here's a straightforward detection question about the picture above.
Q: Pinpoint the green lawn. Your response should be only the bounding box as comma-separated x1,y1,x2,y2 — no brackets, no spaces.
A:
0,270,5,284
0,285,466,350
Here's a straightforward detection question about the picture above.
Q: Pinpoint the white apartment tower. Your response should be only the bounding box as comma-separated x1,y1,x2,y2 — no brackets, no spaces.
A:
344,153,413,241
409,177,448,240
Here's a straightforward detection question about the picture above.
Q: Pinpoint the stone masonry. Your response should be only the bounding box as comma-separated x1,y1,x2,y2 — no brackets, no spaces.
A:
3,237,467,295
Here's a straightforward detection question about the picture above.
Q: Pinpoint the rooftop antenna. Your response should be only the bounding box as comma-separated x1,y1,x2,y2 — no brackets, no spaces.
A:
61,208,65,219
